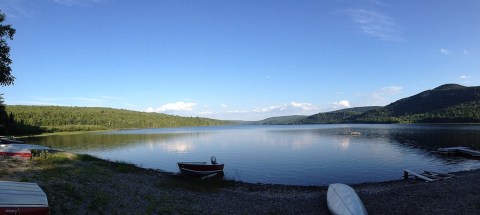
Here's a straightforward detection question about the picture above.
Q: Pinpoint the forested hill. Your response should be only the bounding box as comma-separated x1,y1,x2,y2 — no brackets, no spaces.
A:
254,115,308,125
257,84,480,125
355,84,480,123
5,105,229,134
299,106,381,124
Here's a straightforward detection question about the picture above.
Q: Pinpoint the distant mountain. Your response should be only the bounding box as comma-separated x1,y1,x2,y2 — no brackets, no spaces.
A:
355,84,480,123
255,84,480,125
254,115,308,125
299,106,381,124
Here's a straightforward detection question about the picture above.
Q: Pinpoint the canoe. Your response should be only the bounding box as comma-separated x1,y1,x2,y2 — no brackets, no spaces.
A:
178,156,224,176
0,181,50,215
0,145,32,158
327,183,368,215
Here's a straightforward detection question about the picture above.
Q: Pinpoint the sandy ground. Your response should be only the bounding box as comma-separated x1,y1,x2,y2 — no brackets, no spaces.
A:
1,153,480,215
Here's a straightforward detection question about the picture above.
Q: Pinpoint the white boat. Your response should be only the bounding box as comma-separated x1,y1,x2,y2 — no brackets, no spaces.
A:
0,181,50,215
327,183,368,215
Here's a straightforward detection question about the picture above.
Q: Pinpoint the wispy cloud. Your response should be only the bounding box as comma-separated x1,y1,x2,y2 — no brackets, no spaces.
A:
196,102,319,121
440,49,450,55
52,0,110,6
361,86,403,106
0,0,36,18
459,75,469,80
253,102,317,113
347,9,404,41
220,104,228,108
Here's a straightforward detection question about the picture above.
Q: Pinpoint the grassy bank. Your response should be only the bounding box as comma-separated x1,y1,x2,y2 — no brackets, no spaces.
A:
1,152,237,214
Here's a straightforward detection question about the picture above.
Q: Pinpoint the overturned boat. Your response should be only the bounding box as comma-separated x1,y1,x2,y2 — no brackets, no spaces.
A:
0,181,50,215
177,156,224,176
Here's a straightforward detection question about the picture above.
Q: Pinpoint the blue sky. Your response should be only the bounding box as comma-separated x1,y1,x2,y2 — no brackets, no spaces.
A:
0,0,479,120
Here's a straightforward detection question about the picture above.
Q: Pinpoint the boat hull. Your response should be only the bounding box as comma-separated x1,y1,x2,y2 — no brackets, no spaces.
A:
0,181,50,215
0,148,32,158
177,162,224,176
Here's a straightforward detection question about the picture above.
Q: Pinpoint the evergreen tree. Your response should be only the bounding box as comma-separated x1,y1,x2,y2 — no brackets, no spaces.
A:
0,10,16,86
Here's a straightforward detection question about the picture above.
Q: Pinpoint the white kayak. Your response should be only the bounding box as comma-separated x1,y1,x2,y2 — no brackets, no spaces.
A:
327,183,368,215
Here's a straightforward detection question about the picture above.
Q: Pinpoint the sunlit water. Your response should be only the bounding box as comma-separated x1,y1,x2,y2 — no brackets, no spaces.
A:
26,124,480,185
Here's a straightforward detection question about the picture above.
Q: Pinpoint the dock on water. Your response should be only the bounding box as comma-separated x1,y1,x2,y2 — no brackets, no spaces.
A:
403,169,455,182
437,146,480,158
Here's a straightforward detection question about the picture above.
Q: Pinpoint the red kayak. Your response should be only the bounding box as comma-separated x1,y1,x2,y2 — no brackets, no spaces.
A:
177,156,224,176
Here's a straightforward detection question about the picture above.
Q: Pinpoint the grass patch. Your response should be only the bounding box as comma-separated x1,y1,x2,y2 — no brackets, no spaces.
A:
88,191,110,212
33,152,73,165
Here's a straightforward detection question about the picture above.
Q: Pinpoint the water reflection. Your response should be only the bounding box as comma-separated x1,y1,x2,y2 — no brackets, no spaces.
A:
26,124,480,185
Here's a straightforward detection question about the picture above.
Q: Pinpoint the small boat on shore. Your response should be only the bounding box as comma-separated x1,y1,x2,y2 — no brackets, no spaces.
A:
0,136,25,144
0,181,50,215
177,156,224,176
327,183,368,215
0,144,32,158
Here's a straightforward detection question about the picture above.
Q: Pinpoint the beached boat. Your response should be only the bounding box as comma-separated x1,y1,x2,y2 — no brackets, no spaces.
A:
0,136,25,144
327,183,368,215
177,156,224,176
0,181,50,215
0,145,32,158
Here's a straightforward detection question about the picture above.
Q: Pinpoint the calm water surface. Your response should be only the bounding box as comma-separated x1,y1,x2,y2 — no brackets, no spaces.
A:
27,124,480,185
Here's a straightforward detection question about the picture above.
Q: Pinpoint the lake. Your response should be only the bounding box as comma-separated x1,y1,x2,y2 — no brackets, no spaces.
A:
26,124,480,186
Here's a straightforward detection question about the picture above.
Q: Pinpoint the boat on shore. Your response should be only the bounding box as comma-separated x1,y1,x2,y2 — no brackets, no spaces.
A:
0,146,32,158
177,156,224,176
0,181,50,215
0,136,25,144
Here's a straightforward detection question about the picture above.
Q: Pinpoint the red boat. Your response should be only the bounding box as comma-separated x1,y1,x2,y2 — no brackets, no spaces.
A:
177,156,224,176
0,146,32,158
0,181,50,215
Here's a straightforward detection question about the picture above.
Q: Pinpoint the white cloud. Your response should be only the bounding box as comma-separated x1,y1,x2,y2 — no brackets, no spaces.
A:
220,104,228,108
347,9,403,41
459,75,469,79
156,102,196,112
333,100,351,108
253,102,318,113
199,111,212,115
145,107,155,113
290,102,316,111
440,49,450,55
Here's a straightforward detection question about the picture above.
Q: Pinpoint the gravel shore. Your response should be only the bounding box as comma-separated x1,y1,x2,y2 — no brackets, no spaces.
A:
1,152,480,214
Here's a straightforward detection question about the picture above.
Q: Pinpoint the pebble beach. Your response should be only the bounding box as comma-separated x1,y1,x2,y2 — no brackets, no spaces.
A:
1,152,479,214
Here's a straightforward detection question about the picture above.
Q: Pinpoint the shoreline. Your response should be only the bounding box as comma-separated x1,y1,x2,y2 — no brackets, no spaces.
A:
2,151,480,214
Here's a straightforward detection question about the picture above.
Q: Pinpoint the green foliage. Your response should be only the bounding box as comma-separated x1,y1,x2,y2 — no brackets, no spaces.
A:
255,115,308,125
300,106,381,124
5,105,230,135
0,11,16,86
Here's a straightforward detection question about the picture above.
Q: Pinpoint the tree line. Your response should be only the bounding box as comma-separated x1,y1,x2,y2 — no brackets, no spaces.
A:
3,105,229,135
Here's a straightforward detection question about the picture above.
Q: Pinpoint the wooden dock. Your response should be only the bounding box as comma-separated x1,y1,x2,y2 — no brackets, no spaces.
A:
403,169,455,182
437,146,480,157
